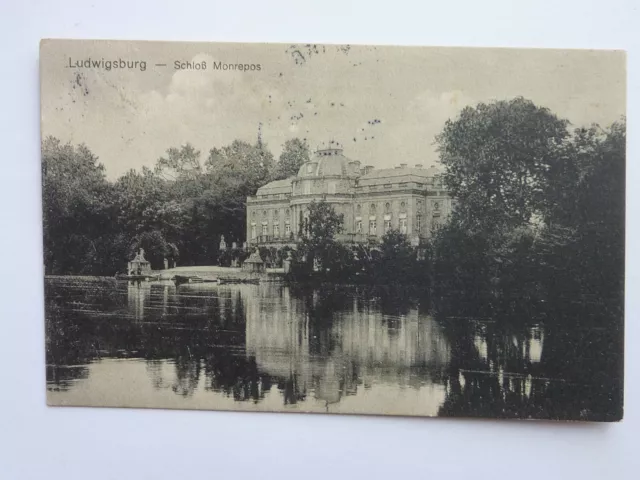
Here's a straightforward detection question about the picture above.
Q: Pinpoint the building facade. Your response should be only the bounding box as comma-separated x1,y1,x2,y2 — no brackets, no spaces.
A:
246,147,454,249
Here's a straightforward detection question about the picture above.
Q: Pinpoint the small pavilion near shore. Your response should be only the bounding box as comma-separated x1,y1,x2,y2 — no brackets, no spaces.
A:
242,249,265,273
128,248,151,275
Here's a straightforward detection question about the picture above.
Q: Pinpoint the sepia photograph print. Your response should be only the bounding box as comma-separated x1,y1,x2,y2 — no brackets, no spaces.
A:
40,39,625,421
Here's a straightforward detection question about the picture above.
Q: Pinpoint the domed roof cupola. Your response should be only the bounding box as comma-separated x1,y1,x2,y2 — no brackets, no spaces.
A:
297,147,360,178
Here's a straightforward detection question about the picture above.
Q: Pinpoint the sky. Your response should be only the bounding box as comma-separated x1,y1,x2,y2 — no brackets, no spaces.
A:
40,40,626,180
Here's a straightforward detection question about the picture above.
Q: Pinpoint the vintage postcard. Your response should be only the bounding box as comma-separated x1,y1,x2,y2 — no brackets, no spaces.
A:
40,39,625,421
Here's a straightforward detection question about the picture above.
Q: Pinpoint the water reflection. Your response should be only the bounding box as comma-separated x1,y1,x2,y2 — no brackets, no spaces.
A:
243,286,451,408
44,277,621,420
127,281,150,320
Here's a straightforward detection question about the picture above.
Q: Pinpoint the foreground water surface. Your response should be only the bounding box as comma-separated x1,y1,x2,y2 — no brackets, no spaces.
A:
45,276,623,420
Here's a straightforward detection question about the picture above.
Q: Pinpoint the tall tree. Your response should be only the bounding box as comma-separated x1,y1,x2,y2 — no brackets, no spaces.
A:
432,98,571,309
205,139,274,195
436,97,570,231
42,137,115,274
204,140,275,247
270,138,310,181
377,230,417,284
297,200,344,274
539,119,626,310
155,143,202,181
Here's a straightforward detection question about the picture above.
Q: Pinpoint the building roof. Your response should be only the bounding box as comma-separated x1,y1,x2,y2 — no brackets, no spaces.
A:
359,165,444,186
256,177,294,196
130,258,149,264
252,154,445,197
244,250,264,264
297,148,360,178
130,249,149,264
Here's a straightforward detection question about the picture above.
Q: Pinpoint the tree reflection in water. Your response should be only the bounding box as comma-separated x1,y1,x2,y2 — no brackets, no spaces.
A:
45,277,622,420
436,298,623,421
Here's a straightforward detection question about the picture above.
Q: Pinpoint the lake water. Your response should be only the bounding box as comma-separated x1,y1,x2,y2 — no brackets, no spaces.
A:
45,276,622,420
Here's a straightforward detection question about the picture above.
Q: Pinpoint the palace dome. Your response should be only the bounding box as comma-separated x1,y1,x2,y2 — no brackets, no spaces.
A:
297,148,361,178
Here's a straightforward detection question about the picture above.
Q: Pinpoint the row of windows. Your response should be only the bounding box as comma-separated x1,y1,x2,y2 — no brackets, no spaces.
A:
251,215,444,240
355,218,409,235
258,193,292,199
354,215,442,235
355,200,441,214
358,202,407,214
358,179,444,190
252,199,447,224
251,208,291,218
253,201,444,221
251,223,292,239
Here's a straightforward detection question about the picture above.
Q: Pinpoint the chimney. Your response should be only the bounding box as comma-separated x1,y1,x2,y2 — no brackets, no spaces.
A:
400,163,408,168
415,164,423,169
362,165,375,175
349,159,362,174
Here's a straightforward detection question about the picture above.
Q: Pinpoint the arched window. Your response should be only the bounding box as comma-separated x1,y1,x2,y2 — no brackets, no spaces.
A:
399,218,407,234
385,202,391,213
400,201,406,212
356,204,361,214
370,203,376,214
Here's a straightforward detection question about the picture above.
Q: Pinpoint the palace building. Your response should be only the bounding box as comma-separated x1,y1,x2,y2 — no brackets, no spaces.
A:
246,147,454,249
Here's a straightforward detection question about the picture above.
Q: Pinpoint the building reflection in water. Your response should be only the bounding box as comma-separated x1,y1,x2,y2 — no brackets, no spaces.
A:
123,280,548,413
127,281,150,320
127,280,188,321
47,276,619,420
243,284,452,408
124,281,454,409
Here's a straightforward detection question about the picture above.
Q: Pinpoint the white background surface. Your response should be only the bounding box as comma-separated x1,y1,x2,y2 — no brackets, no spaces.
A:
0,1,638,479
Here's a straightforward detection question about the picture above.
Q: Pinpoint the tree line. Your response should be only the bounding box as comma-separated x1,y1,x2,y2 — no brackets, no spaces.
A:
43,96,625,321
42,137,310,275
